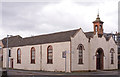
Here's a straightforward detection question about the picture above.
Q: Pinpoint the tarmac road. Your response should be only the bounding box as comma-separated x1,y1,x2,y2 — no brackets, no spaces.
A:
2,69,120,77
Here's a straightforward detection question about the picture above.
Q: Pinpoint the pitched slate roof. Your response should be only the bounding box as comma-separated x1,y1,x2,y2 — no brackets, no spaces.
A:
103,33,113,41
84,32,113,41
2,35,23,48
21,29,80,46
84,32,94,38
2,29,79,48
93,14,104,23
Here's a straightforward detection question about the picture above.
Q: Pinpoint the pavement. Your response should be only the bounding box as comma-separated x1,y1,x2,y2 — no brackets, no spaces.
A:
0,68,2,77
1,69,120,77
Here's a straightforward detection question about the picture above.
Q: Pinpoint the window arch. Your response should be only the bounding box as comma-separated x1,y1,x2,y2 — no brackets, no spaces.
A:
95,25,98,32
17,48,21,64
31,47,35,64
99,25,102,30
110,48,114,64
47,45,53,64
77,44,84,64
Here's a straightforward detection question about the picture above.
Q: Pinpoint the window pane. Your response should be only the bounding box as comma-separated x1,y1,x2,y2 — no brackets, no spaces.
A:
47,45,53,64
17,49,21,63
32,57,35,59
78,44,83,64
18,50,20,54
32,53,35,56
31,47,35,64
111,52,114,64
95,25,97,32
48,50,52,53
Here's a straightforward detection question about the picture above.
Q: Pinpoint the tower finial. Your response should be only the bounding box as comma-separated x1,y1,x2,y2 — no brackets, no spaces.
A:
97,9,99,18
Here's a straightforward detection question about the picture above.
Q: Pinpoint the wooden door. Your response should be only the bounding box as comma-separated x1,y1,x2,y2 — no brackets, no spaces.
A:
96,48,104,70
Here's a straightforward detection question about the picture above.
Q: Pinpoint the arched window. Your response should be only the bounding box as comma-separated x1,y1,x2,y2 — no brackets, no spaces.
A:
47,45,53,64
31,47,35,64
17,48,21,64
110,48,114,64
99,25,102,30
77,44,84,64
95,25,98,32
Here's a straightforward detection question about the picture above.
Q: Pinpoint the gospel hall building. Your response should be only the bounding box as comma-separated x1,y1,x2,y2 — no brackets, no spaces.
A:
1,14,118,72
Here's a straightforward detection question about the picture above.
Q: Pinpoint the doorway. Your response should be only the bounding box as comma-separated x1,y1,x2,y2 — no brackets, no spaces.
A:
11,59,13,69
96,48,104,70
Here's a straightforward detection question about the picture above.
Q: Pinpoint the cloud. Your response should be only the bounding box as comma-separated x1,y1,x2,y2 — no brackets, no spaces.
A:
1,0,119,39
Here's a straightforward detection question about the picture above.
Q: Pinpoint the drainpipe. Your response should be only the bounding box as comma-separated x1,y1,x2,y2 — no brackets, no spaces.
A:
40,45,42,71
70,41,72,72
88,38,91,71
6,35,12,71
65,51,66,73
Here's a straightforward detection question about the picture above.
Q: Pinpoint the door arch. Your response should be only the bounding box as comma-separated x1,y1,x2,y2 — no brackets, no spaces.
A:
96,48,104,70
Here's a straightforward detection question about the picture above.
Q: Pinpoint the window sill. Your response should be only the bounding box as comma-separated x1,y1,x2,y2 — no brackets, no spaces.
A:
78,63,84,65
47,63,53,64
31,63,35,64
111,63,114,64
17,63,21,64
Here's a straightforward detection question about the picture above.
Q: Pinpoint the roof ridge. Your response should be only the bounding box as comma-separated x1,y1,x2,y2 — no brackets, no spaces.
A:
23,28,80,39
2,35,22,40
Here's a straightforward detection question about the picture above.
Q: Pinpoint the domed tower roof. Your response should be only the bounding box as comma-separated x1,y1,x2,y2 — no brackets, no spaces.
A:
93,14,104,23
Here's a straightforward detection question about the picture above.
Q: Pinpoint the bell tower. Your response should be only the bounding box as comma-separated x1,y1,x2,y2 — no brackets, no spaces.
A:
93,13,104,35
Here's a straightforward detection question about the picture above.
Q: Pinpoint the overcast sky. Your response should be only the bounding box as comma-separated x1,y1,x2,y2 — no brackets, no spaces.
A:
0,0,119,39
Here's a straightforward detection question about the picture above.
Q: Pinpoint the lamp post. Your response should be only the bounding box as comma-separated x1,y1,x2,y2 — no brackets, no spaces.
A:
2,35,12,77
6,35,9,72
6,35,12,73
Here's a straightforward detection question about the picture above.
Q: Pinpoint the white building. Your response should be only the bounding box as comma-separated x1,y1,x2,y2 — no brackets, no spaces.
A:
1,15,118,72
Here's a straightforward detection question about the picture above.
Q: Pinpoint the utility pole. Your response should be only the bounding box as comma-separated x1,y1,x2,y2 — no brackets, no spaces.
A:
6,35,12,72
6,35,9,72
2,35,10,77
2,35,12,77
